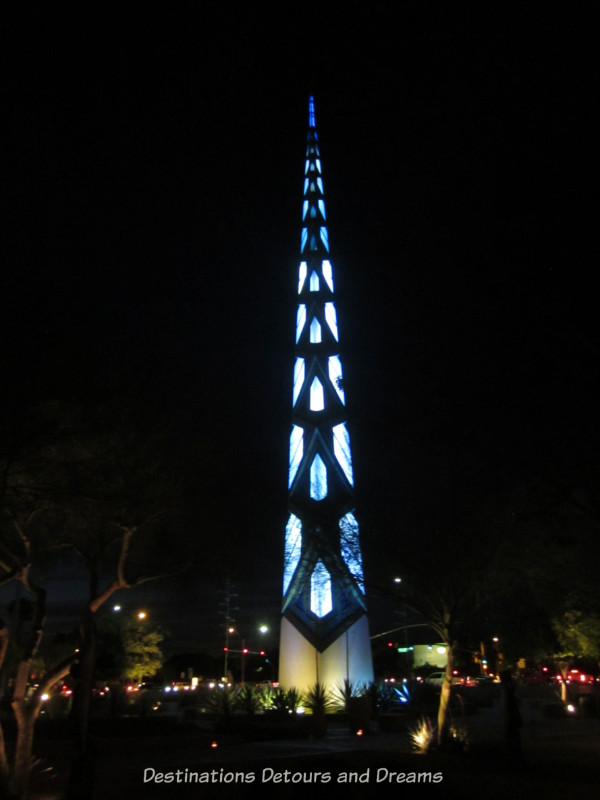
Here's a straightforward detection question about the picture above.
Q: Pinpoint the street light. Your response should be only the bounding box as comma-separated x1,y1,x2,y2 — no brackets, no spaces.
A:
223,626,234,681
224,627,247,685
224,624,270,686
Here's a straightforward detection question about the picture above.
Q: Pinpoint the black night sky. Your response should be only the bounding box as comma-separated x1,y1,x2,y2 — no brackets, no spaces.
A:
3,4,598,660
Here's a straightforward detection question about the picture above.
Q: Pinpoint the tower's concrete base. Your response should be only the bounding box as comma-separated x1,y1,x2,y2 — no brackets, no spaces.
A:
278,615,374,694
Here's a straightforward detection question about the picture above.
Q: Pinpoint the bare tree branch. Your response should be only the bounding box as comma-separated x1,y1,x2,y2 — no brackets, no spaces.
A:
35,652,79,700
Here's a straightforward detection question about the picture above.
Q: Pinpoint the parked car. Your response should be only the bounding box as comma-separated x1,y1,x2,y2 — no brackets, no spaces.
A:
424,671,446,687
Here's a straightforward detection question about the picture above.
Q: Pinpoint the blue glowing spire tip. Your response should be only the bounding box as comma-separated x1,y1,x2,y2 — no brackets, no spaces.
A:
308,96,316,128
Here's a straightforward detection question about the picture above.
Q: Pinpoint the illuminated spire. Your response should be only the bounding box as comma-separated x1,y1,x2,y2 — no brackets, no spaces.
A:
279,99,373,690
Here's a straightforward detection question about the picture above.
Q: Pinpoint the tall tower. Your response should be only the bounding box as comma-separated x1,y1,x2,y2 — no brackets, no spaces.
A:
278,97,374,692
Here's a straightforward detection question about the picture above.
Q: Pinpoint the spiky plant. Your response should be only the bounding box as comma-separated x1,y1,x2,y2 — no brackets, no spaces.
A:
333,679,366,710
264,686,290,716
285,687,302,714
207,686,239,717
237,685,262,715
409,717,436,753
302,683,335,715
449,723,469,752
367,680,401,714
394,678,425,707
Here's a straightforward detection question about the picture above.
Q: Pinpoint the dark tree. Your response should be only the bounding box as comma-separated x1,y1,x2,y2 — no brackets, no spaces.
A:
0,393,190,798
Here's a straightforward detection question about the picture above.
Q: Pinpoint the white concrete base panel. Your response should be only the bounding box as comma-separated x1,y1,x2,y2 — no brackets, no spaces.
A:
278,614,374,694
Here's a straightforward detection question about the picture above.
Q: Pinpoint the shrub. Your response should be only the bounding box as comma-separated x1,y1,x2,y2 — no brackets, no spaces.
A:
409,717,436,753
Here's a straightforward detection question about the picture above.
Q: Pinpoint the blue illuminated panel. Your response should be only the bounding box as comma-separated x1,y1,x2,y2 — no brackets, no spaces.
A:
322,260,334,291
283,514,302,594
324,302,338,340
328,356,345,403
309,317,322,344
339,512,364,592
310,377,324,411
288,425,303,487
310,454,327,500
310,560,332,617
293,357,305,406
333,423,353,484
298,262,307,293
296,305,306,342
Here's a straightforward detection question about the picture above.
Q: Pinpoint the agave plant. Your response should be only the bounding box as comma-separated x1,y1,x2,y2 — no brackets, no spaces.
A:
284,687,303,714
368,680,400,713
302,683,336,715
237,684,262,715
394,678,425,707
333,679,366,710
302,683,335,738
263,686,299,716
265,686,288,714
335,680,373,733
207,686,239,716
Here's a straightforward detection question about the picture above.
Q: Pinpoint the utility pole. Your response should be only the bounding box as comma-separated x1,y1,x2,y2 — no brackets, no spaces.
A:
218,580,238,681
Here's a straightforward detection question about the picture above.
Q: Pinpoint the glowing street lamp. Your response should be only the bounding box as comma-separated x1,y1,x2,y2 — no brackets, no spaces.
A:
224,624,270,685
